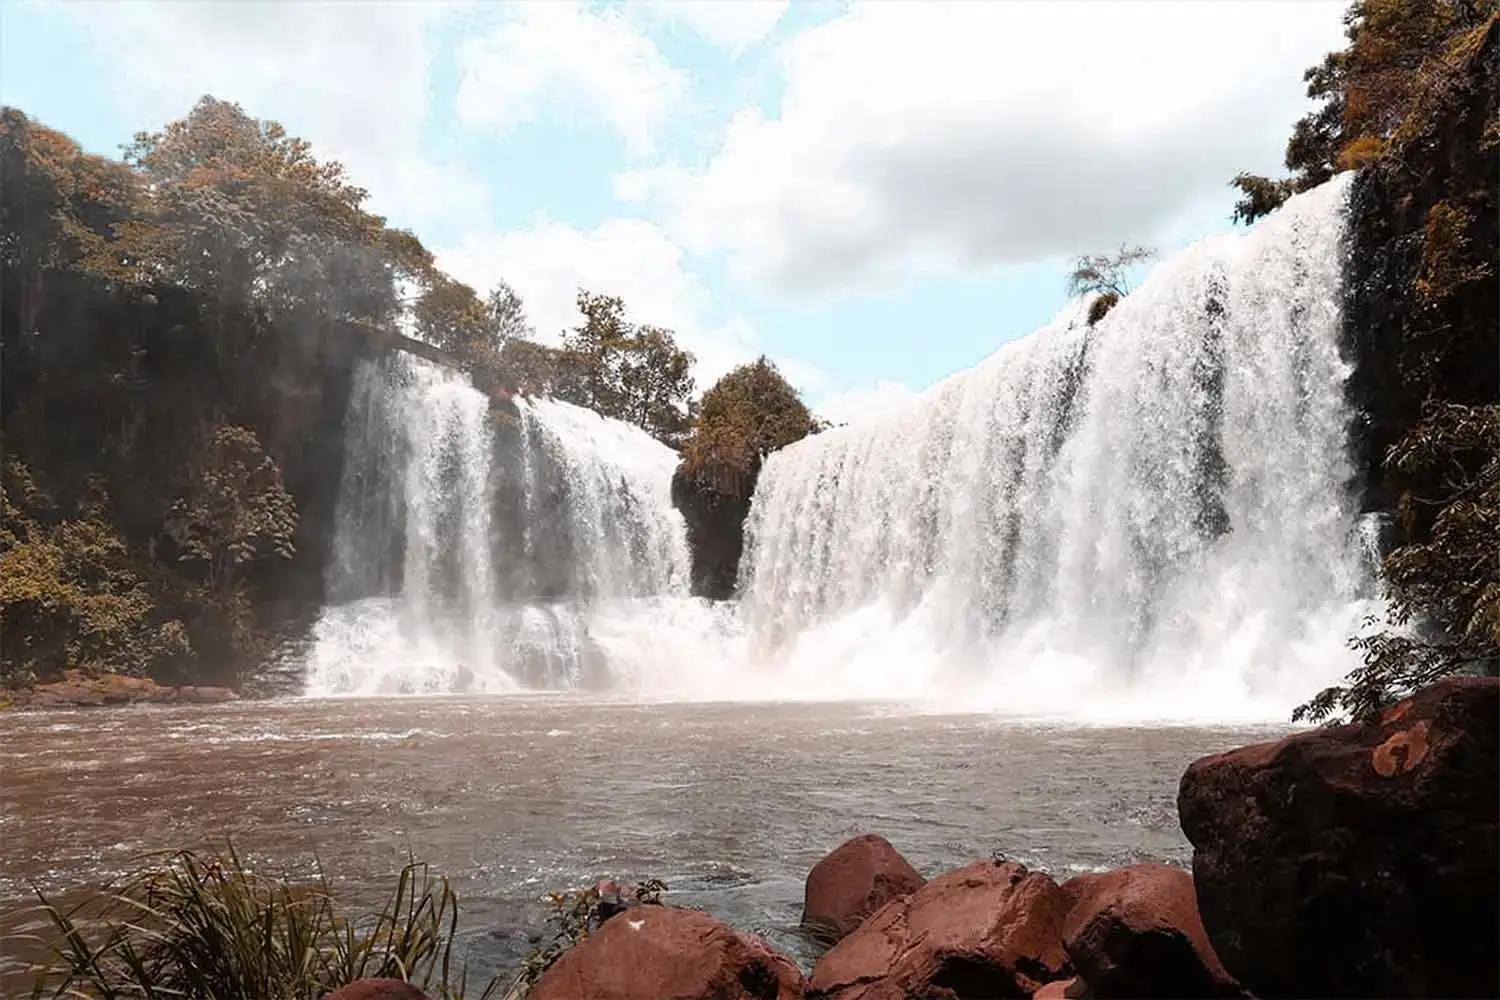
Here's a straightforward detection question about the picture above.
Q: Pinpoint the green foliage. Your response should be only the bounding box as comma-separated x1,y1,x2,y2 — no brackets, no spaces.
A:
1231,0,1496,223
1415,199,1492,304
166,425,298,594
22,846,502,1000
555,290,696,444
0,465,187,684
680,358,814,497
1297,403,1500,721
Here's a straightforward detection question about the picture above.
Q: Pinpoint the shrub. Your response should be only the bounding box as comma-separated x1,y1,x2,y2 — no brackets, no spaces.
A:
679,358,813,497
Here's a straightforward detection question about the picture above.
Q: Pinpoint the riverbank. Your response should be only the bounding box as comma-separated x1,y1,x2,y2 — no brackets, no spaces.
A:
2,669,237,710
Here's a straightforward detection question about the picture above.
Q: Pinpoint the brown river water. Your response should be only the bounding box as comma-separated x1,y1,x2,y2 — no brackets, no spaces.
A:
0,696,1287,988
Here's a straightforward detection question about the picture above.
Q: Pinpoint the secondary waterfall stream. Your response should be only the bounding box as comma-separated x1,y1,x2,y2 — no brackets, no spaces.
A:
302,357,689,695
301,177,1376,719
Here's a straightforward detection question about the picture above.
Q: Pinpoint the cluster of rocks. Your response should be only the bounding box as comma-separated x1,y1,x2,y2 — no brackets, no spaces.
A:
328,677,1497,1000
5,669,238,709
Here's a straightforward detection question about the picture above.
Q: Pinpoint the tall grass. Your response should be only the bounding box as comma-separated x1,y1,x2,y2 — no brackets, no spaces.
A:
17,846,502,1000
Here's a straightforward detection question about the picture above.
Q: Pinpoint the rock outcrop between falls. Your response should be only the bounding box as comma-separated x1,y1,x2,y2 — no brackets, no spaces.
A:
671,464,753,600
801,834,925,945
1178,676,1500,999
527,904,804,1000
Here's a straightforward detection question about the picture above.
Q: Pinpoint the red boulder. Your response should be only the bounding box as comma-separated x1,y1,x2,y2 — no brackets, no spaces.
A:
807,859,1070,1000
528,904,804,1000
1178,676,1499,998
324,980,431,1000
802,834,925,944
1060,864,1239,998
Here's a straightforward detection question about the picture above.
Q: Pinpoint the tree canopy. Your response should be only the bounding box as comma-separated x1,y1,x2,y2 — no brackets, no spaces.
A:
679,358,814,496
1230,0,1495,224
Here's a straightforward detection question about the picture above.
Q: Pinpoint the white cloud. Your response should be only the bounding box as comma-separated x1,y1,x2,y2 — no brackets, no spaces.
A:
634,0,789,54
456,3,688,156
631,0,1348,295
437,219,815,390
815,380,915,427
64,1,486,232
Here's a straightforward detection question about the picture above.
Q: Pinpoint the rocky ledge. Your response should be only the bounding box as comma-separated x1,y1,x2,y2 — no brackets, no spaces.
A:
4,669,238,710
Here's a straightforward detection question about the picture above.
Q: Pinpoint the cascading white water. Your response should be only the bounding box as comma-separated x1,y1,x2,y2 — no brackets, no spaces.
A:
301,354,689,695
736,177,1379,720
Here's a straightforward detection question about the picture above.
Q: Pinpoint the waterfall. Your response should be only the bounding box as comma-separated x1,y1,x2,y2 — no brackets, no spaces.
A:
302,354,689,695
738,176,1379,719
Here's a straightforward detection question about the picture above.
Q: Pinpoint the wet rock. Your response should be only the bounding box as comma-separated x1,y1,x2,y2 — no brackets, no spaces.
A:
1060,864,1238,998
802,834,925,945
1178,676,1500,998
528,904,804,1000
323,979,431,1000
1034,976,1090,999
808,859,1070,1000
176,684,238,704
8,670,239,709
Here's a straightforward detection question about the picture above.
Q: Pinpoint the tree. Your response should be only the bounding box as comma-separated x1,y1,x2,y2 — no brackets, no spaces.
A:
1066,244,1155,324
121,96,424,327
680,358,814,495
165,425,298,595
556,290,696,442
1230,0,1495,223
414,273,495,355
487,281,532,343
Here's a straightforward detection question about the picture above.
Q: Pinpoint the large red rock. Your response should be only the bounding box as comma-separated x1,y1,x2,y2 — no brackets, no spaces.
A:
324,980,431,1000
1178,676,1499,998
802,834,925,944
1060,864,1238,998
807,859,1070,1000
528,904,804,1000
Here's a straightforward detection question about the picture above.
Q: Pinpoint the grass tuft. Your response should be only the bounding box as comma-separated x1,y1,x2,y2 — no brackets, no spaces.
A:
20,845,501,1000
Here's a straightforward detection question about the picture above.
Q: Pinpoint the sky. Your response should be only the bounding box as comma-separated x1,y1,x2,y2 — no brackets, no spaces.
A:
0,0,1348,421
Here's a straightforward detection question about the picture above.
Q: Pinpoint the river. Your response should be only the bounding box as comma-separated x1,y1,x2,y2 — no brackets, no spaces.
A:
0,696,1285,989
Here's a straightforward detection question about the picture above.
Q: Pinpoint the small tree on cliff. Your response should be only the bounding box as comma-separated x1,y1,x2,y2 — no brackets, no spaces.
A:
165,425,298,595
680,358,815,497
1067,244,1155,324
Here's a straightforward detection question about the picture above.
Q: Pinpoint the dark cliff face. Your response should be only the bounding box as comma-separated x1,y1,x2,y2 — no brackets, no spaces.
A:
1,265,369,682
670,467,753,601
1344,19,1499,518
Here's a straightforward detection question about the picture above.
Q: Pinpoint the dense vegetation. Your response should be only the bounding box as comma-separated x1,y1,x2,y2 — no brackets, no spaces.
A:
0,98,695,690
671,359,816,599
1258,1,1499,720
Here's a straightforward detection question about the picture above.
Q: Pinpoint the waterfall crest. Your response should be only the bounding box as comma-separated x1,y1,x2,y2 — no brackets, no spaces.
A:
738,177,1378,719
302,354,688,695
